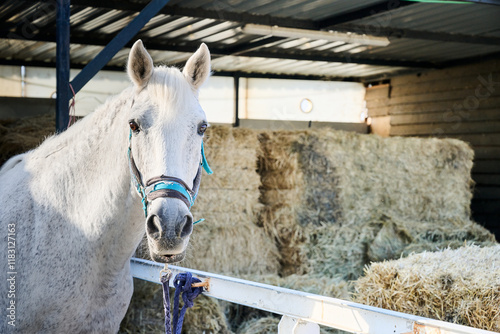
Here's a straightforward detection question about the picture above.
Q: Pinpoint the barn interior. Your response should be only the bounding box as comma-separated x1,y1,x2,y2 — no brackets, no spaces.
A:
0,0,499,333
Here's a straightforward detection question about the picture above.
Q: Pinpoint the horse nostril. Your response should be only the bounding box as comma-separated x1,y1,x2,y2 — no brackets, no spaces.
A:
180,215,193,238
146,214,162,239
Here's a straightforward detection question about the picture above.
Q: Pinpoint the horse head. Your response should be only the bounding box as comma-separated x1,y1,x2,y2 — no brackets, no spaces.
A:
126,40,211,263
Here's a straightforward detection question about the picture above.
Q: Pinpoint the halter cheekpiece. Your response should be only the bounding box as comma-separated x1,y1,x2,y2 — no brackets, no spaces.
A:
127,129,212,217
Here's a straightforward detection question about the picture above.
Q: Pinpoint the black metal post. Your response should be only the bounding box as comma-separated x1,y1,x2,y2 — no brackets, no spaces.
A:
56,0,70,132
233,76,239,127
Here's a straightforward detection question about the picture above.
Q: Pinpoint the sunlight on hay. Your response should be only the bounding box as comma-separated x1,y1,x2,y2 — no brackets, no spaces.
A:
183,126,280,276
353,245,500,331
235,316,280,334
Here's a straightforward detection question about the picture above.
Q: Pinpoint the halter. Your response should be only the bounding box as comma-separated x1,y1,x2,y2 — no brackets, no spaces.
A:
127,129,213,217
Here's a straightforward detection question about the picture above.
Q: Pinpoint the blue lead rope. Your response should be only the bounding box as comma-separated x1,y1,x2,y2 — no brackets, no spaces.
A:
161,272,204,334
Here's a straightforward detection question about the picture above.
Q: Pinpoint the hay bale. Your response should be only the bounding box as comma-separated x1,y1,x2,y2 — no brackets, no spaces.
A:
353,245,500,331
183,125,280,276
258,131,308,276
0,113,55,165
119,279,165,334
258,129,495,279
236,316,280,334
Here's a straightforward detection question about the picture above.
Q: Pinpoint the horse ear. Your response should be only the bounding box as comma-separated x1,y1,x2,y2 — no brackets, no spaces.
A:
183,43,211,90
127,40,154,89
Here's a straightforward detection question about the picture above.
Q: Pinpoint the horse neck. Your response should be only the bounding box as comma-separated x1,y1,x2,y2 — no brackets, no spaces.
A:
29,88,144,267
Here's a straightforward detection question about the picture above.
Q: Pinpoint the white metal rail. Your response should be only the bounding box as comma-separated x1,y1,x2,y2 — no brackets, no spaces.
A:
130,257,498,334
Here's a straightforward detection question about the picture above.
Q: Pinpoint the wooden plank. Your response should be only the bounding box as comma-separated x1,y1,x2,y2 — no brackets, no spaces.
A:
390,121,500,136
391,59,500,86
388,88,500,106
473,174,500,186
405,133,500,146
457,134,500,146
0,97,55,119
471,199,500,214
389,96,500,115
391,72,500,97
367,106,389,117
472,160,500,174
472,146,500,160
365,84,389,100
366,97,389,109
369,116,390,137
470,214,500,238
473,186,500,200
390,109,500,125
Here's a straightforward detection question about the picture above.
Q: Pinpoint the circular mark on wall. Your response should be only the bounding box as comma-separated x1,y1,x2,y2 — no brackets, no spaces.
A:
300,98,313,113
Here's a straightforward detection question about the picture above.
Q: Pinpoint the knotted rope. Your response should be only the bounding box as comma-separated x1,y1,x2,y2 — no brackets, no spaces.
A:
160,268,204,334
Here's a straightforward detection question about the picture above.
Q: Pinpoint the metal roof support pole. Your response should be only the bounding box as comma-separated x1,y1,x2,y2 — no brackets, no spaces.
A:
233,76,240,127
56,0,70,132
70,0,169,95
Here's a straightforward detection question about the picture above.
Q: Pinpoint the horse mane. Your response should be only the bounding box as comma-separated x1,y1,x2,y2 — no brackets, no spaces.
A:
146,66,196,121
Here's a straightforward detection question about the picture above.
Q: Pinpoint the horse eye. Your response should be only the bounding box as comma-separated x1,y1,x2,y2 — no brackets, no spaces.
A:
198,123,207,135
129,121,140,133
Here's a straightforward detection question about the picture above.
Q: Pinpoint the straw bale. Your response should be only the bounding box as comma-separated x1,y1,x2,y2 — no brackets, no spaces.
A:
258,128,495,279
182,295,232,334
201,167,260,190
119,279,164,334
0,113,55,165
236,316,280,334
194,189,261,215
312,130,475,224
183,212,280,275
243,273,349,300
353,245,500,331
205,126,260,151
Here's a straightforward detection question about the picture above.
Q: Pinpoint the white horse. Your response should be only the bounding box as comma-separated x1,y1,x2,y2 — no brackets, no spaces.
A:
0,40,211,333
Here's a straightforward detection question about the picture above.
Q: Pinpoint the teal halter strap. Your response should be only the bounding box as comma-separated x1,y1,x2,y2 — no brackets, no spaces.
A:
201,141,213,175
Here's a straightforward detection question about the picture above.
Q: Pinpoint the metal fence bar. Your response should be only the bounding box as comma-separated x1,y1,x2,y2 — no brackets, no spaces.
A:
130,258,497,334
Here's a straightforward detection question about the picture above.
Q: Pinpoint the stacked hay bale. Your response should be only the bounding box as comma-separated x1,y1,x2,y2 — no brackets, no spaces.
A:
0,113,55,164
183,126,280,276
258,131,309,276
353,244,500,331
259,129,495,280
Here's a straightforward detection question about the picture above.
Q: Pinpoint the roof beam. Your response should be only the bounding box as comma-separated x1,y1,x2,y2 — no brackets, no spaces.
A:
316,1,416,30
0,58,359,81
336,24,500,45
239,50,439,69
69,0,318,30
0,31,438,68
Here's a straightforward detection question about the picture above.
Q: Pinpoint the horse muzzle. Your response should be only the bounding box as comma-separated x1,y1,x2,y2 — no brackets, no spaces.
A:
145,199,193,263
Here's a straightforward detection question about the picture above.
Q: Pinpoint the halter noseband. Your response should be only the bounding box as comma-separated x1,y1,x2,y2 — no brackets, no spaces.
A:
127,129,212,217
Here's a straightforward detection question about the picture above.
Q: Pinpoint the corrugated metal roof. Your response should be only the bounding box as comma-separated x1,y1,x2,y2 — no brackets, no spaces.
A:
1,0,499,82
